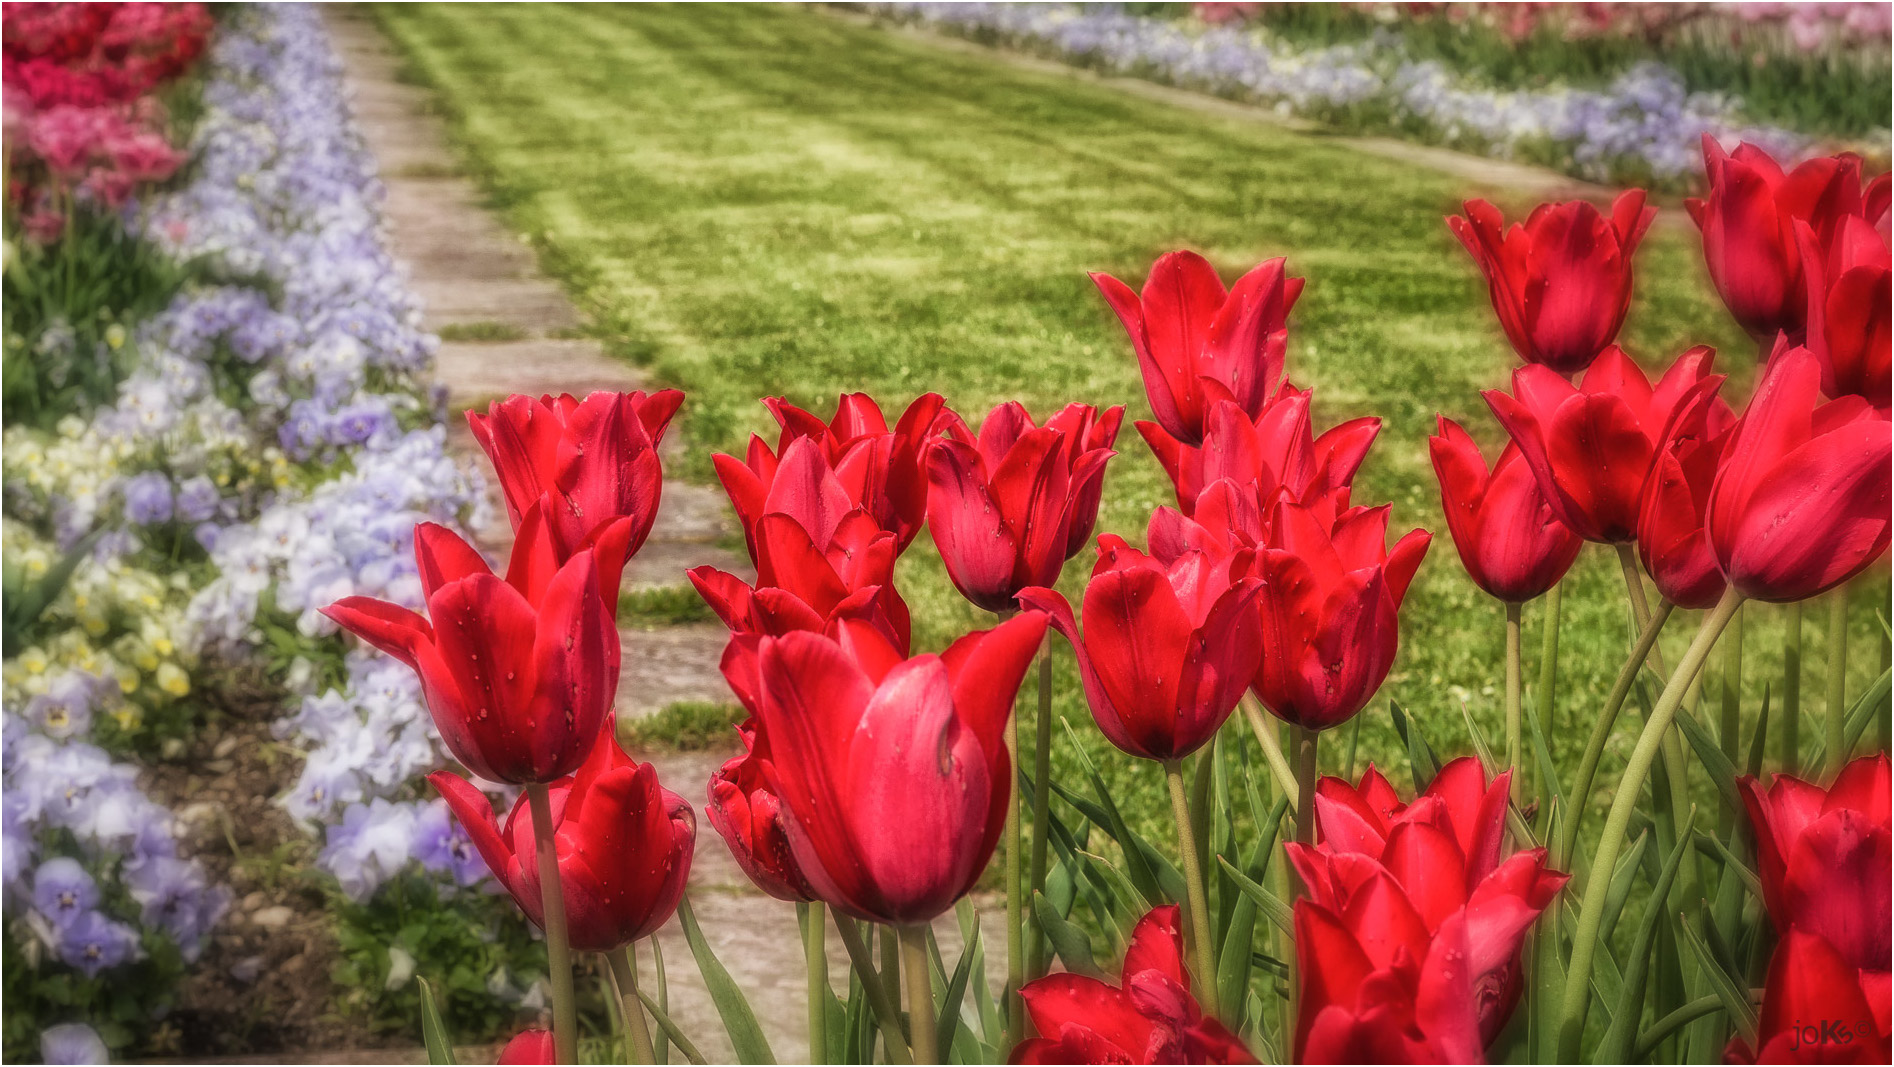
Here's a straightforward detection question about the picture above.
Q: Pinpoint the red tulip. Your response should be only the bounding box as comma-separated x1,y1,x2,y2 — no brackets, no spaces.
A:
1485,344,1726,544
743,392,946,551
1738,754,1891,976
430,716,695,952
498,1028,556,1065
1636,393,1736,609
1687,136,1890,344
1798,215,1892,408
926,402,1121,614
1447,190,1655,374
1012,905,1256,1064
322,505,619,784
1428,416,1582,604
1725,928,1891,1065
1288,758,1567,1064
1090,250,1304,445
701,436,910,651
1706,345,1892,603
466,390,682,590
705,719,814,903
1018,529,1262,763
721,612,1048,924
1140,392,1379,519
1250,499,1429,731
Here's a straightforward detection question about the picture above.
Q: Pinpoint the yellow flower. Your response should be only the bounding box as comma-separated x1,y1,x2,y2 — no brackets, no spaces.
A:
18,648,48,675
115,666,140,694
155,663,189,697
110,704,142,732
104,324,126,351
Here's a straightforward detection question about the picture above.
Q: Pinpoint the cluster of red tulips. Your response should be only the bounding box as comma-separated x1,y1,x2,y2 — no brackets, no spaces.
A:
325,131,1890,1065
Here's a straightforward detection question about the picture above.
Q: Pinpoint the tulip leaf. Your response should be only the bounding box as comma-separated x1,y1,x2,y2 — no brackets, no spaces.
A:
1388,700,1441,791
1078,850,1154,934
936,919,979,1059
1341,713,1364,781
417,976,456,1066
1634,995,1728,1062
1599,828,1652,945
1677,912,1759,1046
1596,822,1694,1063
1523,690,1564,817
677,895,777,1064
1805,663,1893,769
1216,856,1293,938
1675,708,1744,817
653,937,672,1066
1059,719,1163,905
1217,794,1289,1029
1745,685,1773,779
1031,890,1104,979
1457,696,1499,777
957,897,1002,1050
1694,831,1764,903
635,984,709,1065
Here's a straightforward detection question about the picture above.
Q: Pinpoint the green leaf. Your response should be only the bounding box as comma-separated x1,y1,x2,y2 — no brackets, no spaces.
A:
1523,689,1564,817
1457,695,1499,776
1745,685,1773,779
636,984,709,1065
936,919,978,1058
1216,856,1293,938
1060,719,1162,905
1694,832,1764,903
677,896,776,1064
653,937,672,1066
1388,699,1440,791
1635,995,1728,1061
1032,890,1103,978
1596,821,1695,1063
417,976,456,1065
1676,708,1744,818
1677,912,1759,1046
957,898,1002,1053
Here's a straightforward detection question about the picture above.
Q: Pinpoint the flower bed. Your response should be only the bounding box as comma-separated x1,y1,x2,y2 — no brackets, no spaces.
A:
863,2,1889,188
3,3,515,1059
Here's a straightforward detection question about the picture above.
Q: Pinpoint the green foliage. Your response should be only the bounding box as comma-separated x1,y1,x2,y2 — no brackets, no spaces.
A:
620,701,744,753
1,530,101,657
619,583,718,626
436,320,526,342
2,208,196,427
329,873,550,1043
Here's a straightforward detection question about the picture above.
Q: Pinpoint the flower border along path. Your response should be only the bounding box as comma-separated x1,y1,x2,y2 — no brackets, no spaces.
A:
318,9,1009,1061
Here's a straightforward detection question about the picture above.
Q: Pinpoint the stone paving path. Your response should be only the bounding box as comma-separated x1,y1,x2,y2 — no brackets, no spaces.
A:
324,9,1005,1062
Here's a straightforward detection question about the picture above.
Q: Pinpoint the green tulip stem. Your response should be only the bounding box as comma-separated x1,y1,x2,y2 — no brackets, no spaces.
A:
1537,580,1564,733
1026,638,1054,980
800,902,828,1064
1002,707,1024,1048
900,925,939,1065
1781,600,1805,772
833,916,912,1066
1240,695,1299,816
526,782,577,1064
1292,727,1319,849
1558,599,1675,871
1556,587,1743,1062
1615,543,1691,853
1164,759,1220,1020
1505,601,1524,804
609,944,658,1065
880,924,902,1023
1826,588,1850,777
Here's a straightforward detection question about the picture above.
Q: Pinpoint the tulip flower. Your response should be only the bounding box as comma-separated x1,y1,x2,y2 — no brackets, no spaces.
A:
1428,416,1582,604
1724,928,1892,1065
1250,500,1429,731
1687,136,1890,344
1485,344,1726,544
1447,190,1654,374
705,719,815,903
742,392,947,551
1018,531,1261,763
1706,346,1893,603
1738,753,1891,976
498,1029,556,1065
1636,395,1735,609
721,611,1048,925
926,402,1121,614
1141,392,1379,519
1090,249,1304,445
1797,215,1891,408
1012,905,1256,1065
430,716,695,953
1288,759,1567,1063
700,436,911,650
467,390,682,591
323,505,619,784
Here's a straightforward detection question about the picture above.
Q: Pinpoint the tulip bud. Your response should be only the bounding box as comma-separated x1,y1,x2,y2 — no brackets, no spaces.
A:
1429,416,1582,604
1448,190,1654,374
1797,216,1891,409
1091,249,1303,445
1705,346,1892,603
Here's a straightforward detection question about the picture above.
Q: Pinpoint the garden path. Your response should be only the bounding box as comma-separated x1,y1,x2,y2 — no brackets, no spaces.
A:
322,9,1008,1061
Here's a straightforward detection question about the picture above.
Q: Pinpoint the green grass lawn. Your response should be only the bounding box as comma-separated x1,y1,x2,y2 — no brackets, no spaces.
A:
375,3,1886,844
